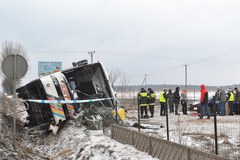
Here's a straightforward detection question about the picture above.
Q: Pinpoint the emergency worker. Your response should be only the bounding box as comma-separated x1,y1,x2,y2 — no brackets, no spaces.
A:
227,88,234,115
138,88,149,118
147,88,156,117
160,89,168,116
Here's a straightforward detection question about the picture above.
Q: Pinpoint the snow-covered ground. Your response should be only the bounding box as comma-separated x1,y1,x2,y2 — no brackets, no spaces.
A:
1,97,239,160
126,107,240,159
0,97,159,160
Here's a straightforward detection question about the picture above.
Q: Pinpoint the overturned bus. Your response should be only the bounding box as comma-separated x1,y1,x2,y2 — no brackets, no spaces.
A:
16,60,116,131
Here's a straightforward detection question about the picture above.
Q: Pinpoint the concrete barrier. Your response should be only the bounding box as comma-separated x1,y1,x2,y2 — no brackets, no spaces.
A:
111,125,228,160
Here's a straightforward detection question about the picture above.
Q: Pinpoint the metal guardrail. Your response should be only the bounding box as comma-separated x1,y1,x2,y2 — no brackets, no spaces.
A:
111,125,228,160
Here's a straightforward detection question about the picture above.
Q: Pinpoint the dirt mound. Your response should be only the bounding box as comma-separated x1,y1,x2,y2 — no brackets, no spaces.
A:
0,95,47,159
0,112,40,159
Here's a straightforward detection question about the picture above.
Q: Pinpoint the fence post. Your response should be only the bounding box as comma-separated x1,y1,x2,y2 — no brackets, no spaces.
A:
131,130,134,145
213,96,218,155
148,135,152,155
166,104,169,141
111,124,114,139
187,147,190,160
137,98,141,132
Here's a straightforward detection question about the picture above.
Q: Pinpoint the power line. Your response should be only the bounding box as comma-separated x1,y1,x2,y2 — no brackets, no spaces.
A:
131,48,240,85
96,51,182,59
29,50,89,53
187,48,240,66
29,50,184,60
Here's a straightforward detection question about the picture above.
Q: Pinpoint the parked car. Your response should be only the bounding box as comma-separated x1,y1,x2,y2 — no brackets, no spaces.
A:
189,97,215,116
189,101,200,112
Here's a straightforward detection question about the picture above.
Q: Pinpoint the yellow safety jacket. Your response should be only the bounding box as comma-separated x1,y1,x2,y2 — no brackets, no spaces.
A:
148,93,156,105
160,91,166,103
229,92,234,102
138,91,148,107
112,108,126,122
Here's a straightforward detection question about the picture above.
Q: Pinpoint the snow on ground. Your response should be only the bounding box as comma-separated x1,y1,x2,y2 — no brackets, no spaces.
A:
19,122,159,160
127,107,240,159
0,103,158,160
1,96,239,160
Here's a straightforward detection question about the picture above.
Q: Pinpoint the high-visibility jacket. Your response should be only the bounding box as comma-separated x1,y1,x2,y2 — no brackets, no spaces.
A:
229,92,234,102
112,108,126,122
138,91,148,107
160,91,166,103
148,93,156,105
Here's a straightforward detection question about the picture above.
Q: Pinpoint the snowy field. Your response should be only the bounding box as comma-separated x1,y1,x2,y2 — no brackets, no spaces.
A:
1,96,239,160
1,111,159,160
126,107,240,160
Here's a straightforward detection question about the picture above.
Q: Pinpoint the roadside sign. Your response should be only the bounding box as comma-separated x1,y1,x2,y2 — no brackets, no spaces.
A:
1,54,28,149
2,54,28,79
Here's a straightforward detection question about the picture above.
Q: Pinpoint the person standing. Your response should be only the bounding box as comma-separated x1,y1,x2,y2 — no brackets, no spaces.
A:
138,88,149,118
226,88,235,115
200,84,210,119
147,88,156,118
215,87,221,114
234,87,240,115
215,87,226,116
181,89,188,115
173,87,180,115
167,89,174,113
160,89,168,116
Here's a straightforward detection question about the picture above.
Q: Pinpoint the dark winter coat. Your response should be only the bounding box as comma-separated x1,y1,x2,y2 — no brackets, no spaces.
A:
215,89,226,102
167,92,174,103
235,89,240,102
148,90,156,104
173,88,180,104
138,90,148,106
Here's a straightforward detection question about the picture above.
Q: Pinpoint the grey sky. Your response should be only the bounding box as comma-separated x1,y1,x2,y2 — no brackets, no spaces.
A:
1,0,240,88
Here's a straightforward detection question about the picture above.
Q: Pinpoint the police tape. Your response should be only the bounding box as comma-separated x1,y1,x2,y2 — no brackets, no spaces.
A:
23,97,114,104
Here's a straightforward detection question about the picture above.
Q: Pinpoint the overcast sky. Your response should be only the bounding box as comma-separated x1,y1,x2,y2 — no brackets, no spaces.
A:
1,0,240,89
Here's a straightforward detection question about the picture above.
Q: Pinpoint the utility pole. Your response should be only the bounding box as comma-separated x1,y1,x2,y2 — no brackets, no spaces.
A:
144,74,147,86
88,51,95,63
184,64,188,91
141,74,147,87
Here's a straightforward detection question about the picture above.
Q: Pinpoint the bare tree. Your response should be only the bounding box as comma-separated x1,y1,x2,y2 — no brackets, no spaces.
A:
109,68,121,87
108,68,131,98
0,41,29,94
119,71,131,99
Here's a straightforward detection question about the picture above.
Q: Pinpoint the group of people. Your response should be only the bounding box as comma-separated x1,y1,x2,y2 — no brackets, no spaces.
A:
137,88,157,118
137,86,189,118
115,84,240,128
159,87,189,116
137,84,240,119
198,84,240,119
215,86,240,116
